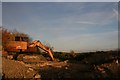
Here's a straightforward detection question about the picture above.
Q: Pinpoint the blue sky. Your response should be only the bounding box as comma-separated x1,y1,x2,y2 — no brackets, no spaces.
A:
0,2,1,26
2,2,118,52
1,0,119,2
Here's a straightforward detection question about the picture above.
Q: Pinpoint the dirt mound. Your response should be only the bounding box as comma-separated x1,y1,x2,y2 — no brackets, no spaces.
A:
97,62,120,78
22,54,47,63
2,57,40,79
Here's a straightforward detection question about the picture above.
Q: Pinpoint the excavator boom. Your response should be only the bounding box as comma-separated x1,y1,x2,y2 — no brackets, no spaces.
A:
29,40,54,61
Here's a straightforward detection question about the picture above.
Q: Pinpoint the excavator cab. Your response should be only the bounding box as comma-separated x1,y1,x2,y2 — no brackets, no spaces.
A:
5,35,28,52
15,36,29,42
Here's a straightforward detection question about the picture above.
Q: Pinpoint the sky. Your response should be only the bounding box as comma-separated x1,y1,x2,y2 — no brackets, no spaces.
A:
0,2,1,26
2,2,118,52
1,0,119,2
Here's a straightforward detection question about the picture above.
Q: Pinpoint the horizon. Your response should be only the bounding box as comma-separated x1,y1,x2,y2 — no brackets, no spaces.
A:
1,2,118,52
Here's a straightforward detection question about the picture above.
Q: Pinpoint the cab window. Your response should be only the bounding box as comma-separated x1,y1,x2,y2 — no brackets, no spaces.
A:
21,37,28,42
15,36,20,41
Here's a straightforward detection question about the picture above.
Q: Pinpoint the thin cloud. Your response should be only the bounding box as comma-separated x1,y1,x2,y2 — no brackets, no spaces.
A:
53,30,118,52
113,8,118,16
76,21,98,24
112,8,119,23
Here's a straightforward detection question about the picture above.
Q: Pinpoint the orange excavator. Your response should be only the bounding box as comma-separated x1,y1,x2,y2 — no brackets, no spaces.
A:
4,35,54,61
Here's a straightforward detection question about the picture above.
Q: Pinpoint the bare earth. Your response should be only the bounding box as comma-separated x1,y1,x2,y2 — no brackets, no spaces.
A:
2,52,120,80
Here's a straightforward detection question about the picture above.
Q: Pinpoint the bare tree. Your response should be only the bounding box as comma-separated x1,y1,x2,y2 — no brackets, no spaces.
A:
43,41,54,50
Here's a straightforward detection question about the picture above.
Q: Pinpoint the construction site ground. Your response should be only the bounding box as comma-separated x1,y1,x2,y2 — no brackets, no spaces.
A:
2,51,120,80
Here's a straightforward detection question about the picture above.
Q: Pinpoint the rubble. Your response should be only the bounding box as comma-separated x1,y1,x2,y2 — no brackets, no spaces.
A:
2,50,120,79
34,73,41,79
2,57,38,79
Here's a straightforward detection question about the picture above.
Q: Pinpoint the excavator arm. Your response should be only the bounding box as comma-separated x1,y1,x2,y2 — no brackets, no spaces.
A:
29,40,54,61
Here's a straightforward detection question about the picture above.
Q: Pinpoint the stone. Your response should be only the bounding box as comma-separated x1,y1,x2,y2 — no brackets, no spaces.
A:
65,67,68,69
29,68,34,71
7,55,13,60
34,73,41,78
116,59,118,64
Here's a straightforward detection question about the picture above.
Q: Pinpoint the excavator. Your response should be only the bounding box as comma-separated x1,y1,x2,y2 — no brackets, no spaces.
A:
4,35,54,61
